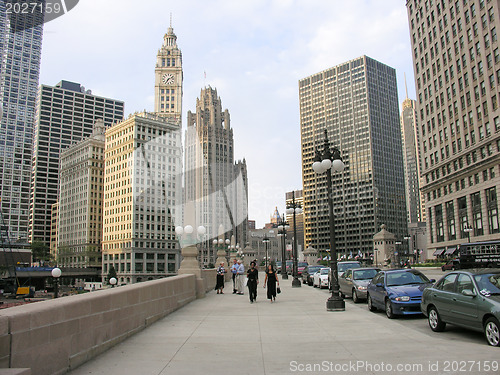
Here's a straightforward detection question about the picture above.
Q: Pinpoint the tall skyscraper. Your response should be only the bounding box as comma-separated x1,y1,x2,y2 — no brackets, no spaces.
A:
299,56,407,257
57,120,106,269
102,112,182,283
101,25,185,283
0,4,44,243
184,87,248,266
154,23,183,121
29,81,124,245
406,0,500,258
401,91,426,224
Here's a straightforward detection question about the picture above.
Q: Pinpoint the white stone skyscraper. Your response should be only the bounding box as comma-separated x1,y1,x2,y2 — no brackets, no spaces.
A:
0,4,44,243
184,87,248,266
102,112,182,284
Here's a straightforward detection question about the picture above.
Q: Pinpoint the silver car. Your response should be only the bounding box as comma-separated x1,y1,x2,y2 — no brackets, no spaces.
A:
339,267,380,303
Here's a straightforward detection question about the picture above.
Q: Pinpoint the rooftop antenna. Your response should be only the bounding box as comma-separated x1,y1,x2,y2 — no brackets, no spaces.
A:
170,13,172,28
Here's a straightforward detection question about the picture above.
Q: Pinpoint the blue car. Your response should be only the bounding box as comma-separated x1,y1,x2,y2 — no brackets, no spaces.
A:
366,269,435,319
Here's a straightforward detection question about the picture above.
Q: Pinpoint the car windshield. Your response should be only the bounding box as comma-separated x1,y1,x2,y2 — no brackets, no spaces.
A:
386,271,430,286
298,262,308,267
353,269,379,280
473,273,500,295
338,263,361,272
320,269,330,275
307,266,321,273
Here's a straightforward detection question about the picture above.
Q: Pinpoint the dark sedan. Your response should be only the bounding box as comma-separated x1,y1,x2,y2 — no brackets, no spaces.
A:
421,269,500,346
367,269,435,319
302,265,322,285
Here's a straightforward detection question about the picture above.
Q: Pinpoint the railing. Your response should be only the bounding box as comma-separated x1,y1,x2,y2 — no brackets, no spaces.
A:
0,274,198,375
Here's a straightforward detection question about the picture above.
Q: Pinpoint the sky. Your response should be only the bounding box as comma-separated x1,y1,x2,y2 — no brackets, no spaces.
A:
39,0,417,229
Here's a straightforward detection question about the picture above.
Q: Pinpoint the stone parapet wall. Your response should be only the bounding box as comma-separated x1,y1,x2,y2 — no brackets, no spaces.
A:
0,274,196,375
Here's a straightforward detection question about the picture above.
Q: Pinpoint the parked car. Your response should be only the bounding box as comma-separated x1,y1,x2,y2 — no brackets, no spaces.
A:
421,269,500,346
297,262,308,276
302,265,322,285
441,259,460,271
366,269,435,319
276,261,282,273
337,261,361,278
313,268,330,289
339,267,380,303
285,260,294,274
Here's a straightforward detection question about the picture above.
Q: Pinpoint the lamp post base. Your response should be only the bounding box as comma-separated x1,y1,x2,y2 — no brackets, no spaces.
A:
326,296,345,311
291,277,301,288
281,273,288,279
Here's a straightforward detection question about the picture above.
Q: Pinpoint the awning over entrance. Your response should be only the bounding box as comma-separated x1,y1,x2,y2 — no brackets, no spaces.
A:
444,247,457,255
433,248,446,256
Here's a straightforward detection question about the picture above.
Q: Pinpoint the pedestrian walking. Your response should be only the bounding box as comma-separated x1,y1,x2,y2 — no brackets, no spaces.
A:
230,259,238,294
236,259,245,294
263,264,279,303
247,261,258,303
215,262,226,294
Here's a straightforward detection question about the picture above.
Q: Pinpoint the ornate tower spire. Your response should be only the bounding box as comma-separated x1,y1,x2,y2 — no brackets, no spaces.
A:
154,16,183,122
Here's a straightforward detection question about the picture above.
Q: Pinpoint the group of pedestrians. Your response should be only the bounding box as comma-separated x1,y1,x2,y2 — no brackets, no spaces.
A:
215,259,280,303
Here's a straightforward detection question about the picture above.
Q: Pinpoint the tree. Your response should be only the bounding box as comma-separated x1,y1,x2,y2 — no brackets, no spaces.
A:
31,240,50,263
107,266,117,284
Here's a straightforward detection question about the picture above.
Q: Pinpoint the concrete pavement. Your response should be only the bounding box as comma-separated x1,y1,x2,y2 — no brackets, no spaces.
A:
68,273,499,375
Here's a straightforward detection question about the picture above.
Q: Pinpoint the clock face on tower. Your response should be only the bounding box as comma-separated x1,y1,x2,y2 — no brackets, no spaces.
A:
162,73,174,85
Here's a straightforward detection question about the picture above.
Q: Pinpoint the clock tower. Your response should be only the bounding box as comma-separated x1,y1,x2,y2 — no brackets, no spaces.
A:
154,23,183,122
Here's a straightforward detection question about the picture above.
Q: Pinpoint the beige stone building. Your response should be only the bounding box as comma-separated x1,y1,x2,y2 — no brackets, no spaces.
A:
102,112,182,284
406,0,500,259
57,120,105,269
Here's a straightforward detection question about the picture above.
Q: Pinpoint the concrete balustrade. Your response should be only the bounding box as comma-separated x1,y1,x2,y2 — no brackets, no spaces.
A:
0,274,197,375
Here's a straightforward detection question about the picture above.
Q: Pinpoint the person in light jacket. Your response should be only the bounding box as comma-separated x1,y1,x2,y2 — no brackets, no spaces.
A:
236,259,245,295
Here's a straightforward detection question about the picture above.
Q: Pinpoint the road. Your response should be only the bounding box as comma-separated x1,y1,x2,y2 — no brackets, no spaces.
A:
311,267,489,346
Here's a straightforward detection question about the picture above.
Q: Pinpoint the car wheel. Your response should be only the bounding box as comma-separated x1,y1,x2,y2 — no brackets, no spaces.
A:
385,299,395,319
451,266,456,271
484,317,500,347
340,291,345,298
352,289,360,303
367,294,376,312
428,306,446,332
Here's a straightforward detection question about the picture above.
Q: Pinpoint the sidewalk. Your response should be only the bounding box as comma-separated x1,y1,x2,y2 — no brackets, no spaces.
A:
69,274,498,375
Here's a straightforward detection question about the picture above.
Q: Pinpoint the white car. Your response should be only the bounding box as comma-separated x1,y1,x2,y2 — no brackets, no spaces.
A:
313,268,330,289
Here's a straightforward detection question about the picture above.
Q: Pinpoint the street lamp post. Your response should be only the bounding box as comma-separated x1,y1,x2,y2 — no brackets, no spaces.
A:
395,241,402,267
262,235,270,268
464,224,473,243
286,191,302,288
51,267,61,298
403,235,411,264
277,214,290,279
312,129,345,311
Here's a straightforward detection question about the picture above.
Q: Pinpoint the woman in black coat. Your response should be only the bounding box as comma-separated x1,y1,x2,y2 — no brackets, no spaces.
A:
263,264,279,302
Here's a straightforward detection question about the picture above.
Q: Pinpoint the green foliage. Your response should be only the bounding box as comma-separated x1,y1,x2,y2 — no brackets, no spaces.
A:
107,265,117,284
207,263,215,269
30,240,50,262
